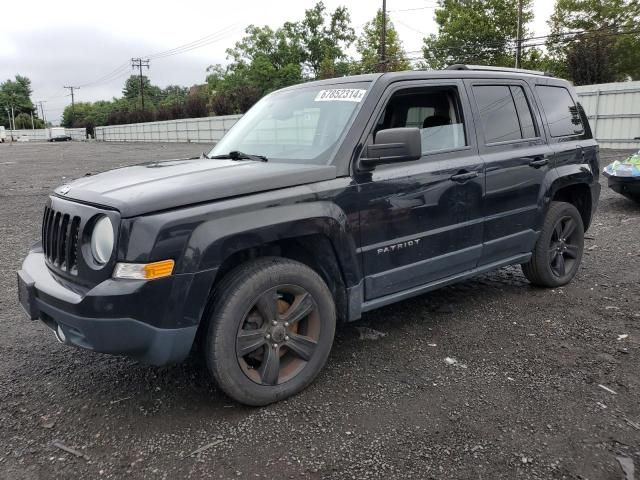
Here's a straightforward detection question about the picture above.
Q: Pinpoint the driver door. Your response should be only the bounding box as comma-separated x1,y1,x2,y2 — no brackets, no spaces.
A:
356,80,485,301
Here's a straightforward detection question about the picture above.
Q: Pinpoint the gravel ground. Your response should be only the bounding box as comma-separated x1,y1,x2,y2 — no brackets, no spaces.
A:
0,142,638,480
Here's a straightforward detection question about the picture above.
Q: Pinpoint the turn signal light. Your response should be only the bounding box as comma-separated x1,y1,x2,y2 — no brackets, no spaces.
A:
113,259,175,280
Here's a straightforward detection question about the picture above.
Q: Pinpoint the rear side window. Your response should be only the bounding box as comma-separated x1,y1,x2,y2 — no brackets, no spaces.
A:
536,85,584,137
473,85,530,144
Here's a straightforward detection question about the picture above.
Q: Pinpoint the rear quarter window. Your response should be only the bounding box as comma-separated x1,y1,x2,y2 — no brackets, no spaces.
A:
536,85,584,137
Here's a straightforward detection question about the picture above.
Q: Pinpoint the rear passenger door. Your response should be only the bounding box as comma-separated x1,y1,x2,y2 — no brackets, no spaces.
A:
466,80,553,265
534,83,594,174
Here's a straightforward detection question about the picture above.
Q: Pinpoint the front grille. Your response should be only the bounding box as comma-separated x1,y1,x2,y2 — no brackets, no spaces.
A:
42,206,81,275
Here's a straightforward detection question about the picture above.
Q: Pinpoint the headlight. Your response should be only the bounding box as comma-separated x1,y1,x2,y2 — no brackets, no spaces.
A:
90,215,114,264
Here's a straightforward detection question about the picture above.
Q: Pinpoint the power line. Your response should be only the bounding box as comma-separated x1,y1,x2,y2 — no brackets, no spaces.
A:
77,62,131,88
145,25,240,60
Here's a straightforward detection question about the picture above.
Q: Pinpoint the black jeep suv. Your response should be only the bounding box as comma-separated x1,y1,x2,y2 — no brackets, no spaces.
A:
18,66,600,405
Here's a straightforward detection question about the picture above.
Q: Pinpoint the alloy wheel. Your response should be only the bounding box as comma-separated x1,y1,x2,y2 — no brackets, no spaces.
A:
548,215,580,278
235,285,320,385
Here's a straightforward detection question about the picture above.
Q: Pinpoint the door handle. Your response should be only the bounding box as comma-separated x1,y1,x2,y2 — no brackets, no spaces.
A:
450,171,479,182
528,157,549,168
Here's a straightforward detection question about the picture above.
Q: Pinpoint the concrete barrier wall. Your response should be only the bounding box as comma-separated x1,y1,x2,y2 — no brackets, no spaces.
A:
94,115,242,144
576,81,640,150
5,128,87,142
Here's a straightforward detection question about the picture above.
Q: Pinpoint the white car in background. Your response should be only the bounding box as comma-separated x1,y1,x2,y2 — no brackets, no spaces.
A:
0,126,6,143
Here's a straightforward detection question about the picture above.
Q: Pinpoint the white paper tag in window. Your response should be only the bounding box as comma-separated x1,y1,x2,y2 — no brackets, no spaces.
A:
314,89,366,102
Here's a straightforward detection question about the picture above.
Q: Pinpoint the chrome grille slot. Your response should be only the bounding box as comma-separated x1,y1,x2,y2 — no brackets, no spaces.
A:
42,206,81,275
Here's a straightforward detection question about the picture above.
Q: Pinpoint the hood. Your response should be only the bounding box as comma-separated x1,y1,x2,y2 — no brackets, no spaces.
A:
55,158,337,217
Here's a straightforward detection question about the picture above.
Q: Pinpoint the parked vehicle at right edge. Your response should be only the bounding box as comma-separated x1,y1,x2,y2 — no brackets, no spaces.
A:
18,65,599,406
603,150,640,202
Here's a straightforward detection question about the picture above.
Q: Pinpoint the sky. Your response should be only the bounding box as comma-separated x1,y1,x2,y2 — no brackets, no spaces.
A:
1,0,556,124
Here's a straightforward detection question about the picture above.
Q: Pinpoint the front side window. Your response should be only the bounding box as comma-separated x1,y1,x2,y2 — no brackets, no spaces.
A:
375,86,467,155
209,83,369,164
536,85,584,137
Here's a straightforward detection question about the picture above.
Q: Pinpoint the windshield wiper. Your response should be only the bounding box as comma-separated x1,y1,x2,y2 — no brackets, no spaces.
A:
208,151,268,162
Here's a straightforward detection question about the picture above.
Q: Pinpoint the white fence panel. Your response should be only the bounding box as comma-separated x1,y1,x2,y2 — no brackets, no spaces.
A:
94,115,242,144
576,81,640,149
4,128,86,141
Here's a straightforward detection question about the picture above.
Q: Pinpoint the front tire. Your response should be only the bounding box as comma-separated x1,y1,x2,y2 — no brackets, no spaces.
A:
522,201,584,287
205,257,336,406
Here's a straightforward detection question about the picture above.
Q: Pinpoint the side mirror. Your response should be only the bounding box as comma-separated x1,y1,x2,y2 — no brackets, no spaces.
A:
359,127,422,169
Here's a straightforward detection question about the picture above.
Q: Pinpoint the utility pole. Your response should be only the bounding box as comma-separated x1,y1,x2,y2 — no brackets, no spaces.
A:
63,86,79,124
5,106,14,143
30,111,35,130
131,58,150,111
380,0,387,72
36,101,47,126
515,0,523,68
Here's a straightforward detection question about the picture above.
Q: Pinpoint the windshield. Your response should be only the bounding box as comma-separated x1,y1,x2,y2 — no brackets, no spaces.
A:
208,82,370,164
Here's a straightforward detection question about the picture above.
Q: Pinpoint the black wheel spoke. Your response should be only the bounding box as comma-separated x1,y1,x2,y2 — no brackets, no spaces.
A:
237,328,267,356
554,253,566,276
554,223,563,240
286,333,317,361
258,346,280,385
255,290,278,323
565,244,579,259
281,292,314,325
561,218,576,239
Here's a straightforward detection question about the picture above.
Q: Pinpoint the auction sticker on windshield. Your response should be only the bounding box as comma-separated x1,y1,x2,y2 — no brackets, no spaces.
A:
314,89,366,102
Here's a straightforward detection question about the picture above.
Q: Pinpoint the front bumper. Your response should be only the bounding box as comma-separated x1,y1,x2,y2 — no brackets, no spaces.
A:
17,245,215,365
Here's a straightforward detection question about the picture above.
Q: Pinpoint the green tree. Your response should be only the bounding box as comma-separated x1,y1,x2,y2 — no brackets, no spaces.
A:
548,0,640,81
206,24,306,114
206,2,357,114
355,9,411,73
122,75,162,110
422,0,534,69
14,113,32,129
288,1,356,78
0,75,38,128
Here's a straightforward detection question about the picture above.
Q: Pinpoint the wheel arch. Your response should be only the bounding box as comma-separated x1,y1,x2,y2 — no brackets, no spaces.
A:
549,181,593,231
187,202,361,326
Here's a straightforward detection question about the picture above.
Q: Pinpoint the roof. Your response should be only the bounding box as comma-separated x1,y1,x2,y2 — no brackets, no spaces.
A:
281,66,563,93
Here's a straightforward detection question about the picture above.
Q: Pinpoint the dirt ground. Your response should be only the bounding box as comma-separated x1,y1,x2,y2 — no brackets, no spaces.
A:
0,142,638,480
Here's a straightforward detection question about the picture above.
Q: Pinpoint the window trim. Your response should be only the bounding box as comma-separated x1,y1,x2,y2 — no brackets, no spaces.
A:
535,84,585,138
509,85,539,140
470,82,542,147
357,79,475,166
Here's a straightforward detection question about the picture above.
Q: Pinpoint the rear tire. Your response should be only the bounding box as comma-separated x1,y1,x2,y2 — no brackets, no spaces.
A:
522,201,584,288
204,257,336,406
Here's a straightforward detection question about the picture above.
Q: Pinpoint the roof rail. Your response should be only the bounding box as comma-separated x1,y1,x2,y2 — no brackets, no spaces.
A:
446,64,550,77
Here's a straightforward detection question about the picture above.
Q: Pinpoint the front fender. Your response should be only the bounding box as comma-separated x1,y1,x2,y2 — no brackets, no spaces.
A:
184,201,361,286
